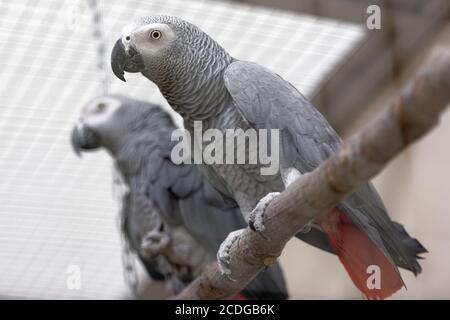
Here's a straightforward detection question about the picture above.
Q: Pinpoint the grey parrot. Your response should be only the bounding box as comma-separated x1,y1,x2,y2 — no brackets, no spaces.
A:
70,94,288,299
110,16,427,299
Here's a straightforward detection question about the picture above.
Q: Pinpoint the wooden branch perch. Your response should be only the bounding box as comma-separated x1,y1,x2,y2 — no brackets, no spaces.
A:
175,50,450,300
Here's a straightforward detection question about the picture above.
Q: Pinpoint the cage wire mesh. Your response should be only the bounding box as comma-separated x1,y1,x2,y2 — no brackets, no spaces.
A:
0,0,365,299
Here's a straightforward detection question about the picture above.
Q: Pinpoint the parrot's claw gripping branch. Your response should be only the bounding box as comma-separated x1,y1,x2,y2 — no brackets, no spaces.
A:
140,229,171,259
248,192,280,240
175,49,450,300
217,229,245,282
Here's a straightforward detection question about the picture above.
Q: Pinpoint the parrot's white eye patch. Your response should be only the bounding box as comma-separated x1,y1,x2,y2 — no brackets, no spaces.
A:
150,30,162,40
81,97,122,129
129,23,175,55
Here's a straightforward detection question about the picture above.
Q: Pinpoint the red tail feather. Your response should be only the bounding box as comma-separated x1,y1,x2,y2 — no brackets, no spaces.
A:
317,209,404,299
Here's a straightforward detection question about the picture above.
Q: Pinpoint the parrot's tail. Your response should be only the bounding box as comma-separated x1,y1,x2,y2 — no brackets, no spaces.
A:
317,209,405,299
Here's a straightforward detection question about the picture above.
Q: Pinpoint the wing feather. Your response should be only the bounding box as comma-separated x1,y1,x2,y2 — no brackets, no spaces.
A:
223,61,424,274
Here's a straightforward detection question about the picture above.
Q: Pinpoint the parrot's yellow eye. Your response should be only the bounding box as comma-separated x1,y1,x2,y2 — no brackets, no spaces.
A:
150,30,162,40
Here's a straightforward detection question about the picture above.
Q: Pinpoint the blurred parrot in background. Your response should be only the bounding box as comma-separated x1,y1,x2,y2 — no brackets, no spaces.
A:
110,15,427,299
70,94,288,299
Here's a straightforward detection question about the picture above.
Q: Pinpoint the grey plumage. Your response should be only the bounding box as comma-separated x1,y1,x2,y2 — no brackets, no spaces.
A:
71,94,288,299
110,15,427,297
223,61,427,274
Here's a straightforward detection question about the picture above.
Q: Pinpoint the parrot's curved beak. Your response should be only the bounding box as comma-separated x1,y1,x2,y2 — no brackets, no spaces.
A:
71,124,101,157
110,39,145,82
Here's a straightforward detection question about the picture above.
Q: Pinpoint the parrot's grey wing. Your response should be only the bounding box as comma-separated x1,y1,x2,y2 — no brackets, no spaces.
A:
224,61,425,274
148,154,243,253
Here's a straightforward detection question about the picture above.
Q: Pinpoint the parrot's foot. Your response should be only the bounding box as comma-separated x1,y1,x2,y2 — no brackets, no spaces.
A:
248,192,280,239
140,226,171,258
217,229,245,281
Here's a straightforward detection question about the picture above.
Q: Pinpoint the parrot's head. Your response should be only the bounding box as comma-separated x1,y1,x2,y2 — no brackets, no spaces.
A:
71,95,171,157
111,15,232,96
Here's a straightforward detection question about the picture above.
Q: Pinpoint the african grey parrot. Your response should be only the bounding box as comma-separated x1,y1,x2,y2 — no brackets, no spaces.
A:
110,16,427,299
70,94,288,299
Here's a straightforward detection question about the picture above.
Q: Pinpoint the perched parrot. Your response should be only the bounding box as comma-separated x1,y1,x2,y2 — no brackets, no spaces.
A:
70,94,289,299
110,16,427,299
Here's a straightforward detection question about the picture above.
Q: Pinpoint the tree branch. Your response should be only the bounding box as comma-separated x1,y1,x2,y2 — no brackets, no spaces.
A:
175,49,450,300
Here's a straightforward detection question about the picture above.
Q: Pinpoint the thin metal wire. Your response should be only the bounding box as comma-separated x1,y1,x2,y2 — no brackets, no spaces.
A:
88,0,138,296
87,0,109,95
